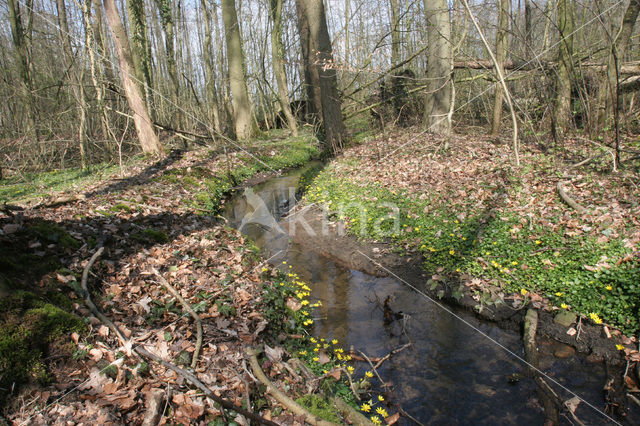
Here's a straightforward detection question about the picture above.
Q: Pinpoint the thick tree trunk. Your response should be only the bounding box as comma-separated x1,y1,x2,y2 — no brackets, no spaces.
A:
103,0,162,155
294,0,322,122
221,0,253,140
423,0,452,134
298,0,345,154
491,0,509,135
270,0,298,136
553,0,574,139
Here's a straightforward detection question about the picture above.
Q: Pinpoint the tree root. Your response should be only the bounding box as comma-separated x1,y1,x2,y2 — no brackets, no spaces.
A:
151,268,203,368
556,181,587,214
247,347,340,426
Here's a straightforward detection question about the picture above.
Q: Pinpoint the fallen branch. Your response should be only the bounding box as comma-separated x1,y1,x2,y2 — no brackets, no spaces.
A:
575,136,618,172
247,347,339,426
33,194,86,209
332,397,375,426
151,268,203,369
556,181,587,214
374,343,412,370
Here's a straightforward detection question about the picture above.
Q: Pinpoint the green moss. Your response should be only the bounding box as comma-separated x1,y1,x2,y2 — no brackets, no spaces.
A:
110,203,132,213
0,291,86,398
27,219,80,249
131,228,169,244
295,394,341,423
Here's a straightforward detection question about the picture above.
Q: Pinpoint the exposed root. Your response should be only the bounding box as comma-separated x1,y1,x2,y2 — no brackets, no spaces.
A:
556,181,587,214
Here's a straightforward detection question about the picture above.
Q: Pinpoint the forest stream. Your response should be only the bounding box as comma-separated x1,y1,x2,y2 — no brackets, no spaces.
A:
223,164,618,425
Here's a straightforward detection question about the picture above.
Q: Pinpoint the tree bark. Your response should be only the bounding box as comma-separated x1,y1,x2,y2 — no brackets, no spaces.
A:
154,0,181,127
221,0,253,140
270,0,298,136
201,0,222,134
423,0,452,134
126,0,154,114
389,0,401,66
294,0,322,122
595,0,640,130
103,0,163,155
553,0,574,139
491,0,509,135
297,0,345,154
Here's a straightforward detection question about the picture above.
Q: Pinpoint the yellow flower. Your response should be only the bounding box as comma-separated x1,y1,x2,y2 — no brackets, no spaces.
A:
376,407,388,418
331,339,338,345
616,344,625,351
301,300,309,306
347,366,354,374
535,240,542,245
429,247,436,252
561,303,568,309
310,337,317,343
493,241,498,245
298,350,307,356
313,347,319,352
370,416,382,425
511,261,518,266
378,395,384,402
520,288,528,296
365,371,374,378
589,312,603,324
361,403,371,412
449,249,455,255
605,285,613,291
261,267,268,272
555,292,563,297
312,356,319,362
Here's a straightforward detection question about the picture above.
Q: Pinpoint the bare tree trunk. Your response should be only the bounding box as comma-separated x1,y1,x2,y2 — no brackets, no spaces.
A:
221,0,253,140
344,0,350,65
553,0,574,139
8,0,37,141
154,0,181,128
270,0,298,136
126,0,154,116
595,0,640,130
294,0,322,122
201,0,222,134
524,0,532,53
297,0,345,154
423,0,452,134
491,0,509,135
103,0,163,155
56,0,88,168
389,0,401,66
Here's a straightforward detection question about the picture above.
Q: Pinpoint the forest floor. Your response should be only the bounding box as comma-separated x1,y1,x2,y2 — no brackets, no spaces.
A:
302,127,640,361
0,133,373,425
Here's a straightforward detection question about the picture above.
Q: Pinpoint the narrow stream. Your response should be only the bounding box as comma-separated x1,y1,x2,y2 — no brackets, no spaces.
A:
223,165,613,425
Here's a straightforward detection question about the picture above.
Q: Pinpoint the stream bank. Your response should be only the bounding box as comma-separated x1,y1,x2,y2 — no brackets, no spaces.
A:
223,164,638,424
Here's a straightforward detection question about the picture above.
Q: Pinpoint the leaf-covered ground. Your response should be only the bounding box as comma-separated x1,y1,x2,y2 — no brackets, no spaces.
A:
0,136,370,424
304,128,640,342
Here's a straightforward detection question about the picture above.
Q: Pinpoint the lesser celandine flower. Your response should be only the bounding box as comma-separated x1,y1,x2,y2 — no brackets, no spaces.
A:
616,344,625,350
361,403,371,412
365,371,374,378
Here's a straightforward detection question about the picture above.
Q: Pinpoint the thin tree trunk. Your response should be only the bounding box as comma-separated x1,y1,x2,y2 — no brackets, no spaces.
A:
423,0,452,134
344,0,350,65
103,0,163,155
270,0,298,135
221,0,253,140
126,0,154,115
491,0,509,135
389,0,401,66
595,0,640,130
201,0,222,134
154,0,181,127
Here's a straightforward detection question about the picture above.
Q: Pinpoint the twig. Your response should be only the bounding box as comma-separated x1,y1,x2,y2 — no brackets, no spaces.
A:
151,267,203,369
358,351,388,389
246,347,339,426
556,181,587,214
373,343,412,370
575,136,618,172
137,346,278,426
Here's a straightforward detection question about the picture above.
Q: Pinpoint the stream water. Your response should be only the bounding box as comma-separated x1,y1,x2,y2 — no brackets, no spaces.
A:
223,165,616,425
